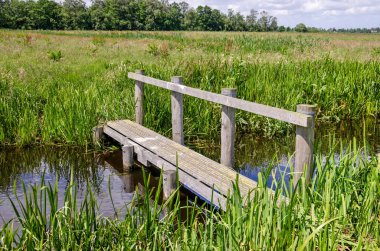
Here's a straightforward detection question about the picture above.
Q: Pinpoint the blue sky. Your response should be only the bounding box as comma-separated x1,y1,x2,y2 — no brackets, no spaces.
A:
174,0,380,28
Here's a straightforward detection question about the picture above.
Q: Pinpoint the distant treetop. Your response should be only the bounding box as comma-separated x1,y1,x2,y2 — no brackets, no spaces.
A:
0,0,378,32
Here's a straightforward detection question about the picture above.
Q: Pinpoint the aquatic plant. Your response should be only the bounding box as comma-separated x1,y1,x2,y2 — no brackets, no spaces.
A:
1,144,379,250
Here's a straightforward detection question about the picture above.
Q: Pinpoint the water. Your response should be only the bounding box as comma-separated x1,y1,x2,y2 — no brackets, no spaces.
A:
0,148,159,226
0,120,378,225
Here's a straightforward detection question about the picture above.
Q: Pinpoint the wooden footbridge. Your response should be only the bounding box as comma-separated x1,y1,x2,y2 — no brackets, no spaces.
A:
94,70,316,210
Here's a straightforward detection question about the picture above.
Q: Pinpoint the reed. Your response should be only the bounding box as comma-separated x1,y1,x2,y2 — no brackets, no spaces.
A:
0,30,379,146
1,144,379,250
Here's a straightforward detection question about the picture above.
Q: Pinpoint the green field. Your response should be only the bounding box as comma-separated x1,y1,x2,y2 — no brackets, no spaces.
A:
0,30,379,146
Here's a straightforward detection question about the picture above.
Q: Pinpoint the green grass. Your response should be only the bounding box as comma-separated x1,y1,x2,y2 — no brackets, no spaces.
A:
1,143,379,250
0,30,379,146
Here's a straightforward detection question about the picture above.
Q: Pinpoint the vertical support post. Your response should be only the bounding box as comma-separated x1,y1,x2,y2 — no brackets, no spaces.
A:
92,126,103,146
163,170,177,201
171,76,184,145
294,104,317,186
122,144,134,172
135,70,145,125
221,88,237,168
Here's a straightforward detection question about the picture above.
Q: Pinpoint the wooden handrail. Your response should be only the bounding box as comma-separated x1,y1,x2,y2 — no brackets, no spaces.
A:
128,70,317,186
128,72,312,127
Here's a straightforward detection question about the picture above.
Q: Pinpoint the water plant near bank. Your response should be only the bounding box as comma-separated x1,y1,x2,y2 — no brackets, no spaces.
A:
1,143,379,250
1,30,379,146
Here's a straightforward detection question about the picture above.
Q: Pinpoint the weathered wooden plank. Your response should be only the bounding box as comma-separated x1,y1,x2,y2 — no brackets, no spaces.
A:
171,76,184,145
294,104,317,186
109,120,254,197
135,70,145,125
122,144,134,171
117,120,260,193
221,88,236,168
163,170,177,201
128,72,311,127
92,126,104,146
103,124,227,209
103,120,289,209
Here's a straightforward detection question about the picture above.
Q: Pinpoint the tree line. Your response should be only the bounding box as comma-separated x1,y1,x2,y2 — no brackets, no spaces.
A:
0,0,280,31
1,0,378,32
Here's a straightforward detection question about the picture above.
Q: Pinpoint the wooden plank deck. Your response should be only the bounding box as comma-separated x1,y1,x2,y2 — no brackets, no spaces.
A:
103,119,271,210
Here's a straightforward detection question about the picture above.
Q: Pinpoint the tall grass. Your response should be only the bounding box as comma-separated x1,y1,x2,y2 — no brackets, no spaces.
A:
0,56,379,146
1,144,379,249
0,30,379,146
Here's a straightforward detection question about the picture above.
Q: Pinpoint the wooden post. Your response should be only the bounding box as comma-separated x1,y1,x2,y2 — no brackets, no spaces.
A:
171,76,184,145
92,126,103,146
221,88,237,168
294,104,317,186
122,144,134,172
163,170,177,201
135,70,145,125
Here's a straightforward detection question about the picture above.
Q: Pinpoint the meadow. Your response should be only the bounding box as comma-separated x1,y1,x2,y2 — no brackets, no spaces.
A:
0,30,379,146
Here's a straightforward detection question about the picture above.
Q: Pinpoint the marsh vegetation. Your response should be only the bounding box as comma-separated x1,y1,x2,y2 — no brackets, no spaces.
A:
0,30,379,249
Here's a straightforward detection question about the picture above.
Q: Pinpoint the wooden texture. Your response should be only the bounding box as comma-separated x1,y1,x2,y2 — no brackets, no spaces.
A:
163,170,177,201
122,144,134,171
221,88,236,168
103,122,228,210
92,126,103,146
103,120,280,210
135,70,145,125
294,104,317,186
128,72,311,127
171,76,184,145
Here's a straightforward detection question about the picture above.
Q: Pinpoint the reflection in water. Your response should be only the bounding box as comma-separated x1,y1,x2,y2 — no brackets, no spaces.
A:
0,148,158,226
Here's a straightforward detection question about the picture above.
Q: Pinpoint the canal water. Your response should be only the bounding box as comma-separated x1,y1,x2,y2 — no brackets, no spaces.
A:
0,120,378,225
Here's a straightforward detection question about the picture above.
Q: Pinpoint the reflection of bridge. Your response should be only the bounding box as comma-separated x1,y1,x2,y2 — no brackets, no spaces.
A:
94,71,316,210
101,151,143,194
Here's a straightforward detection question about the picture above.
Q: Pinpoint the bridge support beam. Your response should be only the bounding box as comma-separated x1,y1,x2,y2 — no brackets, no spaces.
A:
294,104,317,187
122,144,134,172
135,70,145,125
221,88,237,168
171,76,184,145
163,170,177,201
92,126,104,147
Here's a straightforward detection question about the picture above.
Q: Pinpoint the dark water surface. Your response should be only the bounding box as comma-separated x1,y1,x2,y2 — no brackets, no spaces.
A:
0,119,378,225
0,149,159,226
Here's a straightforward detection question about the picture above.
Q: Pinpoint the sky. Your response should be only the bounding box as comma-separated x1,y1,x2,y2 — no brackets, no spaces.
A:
172,0,380,29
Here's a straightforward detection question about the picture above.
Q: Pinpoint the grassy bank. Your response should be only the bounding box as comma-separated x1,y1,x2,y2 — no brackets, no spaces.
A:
0,30,379,146
1,144,379,249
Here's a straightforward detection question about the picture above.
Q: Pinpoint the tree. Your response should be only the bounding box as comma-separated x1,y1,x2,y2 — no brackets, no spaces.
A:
278,25,285,32
246,9,258,31
295,23,308,32
193,5,224,31
0,0,290,31
0,0,7,27
269,17,278,31
226,9,245,31
33,0,63,29
182,7,195,30
163,2,182,30
257,11,270,31
62,0,89,29
89,0,106,30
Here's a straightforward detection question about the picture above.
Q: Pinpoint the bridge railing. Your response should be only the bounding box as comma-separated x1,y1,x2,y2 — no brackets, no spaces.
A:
128,70,317,186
